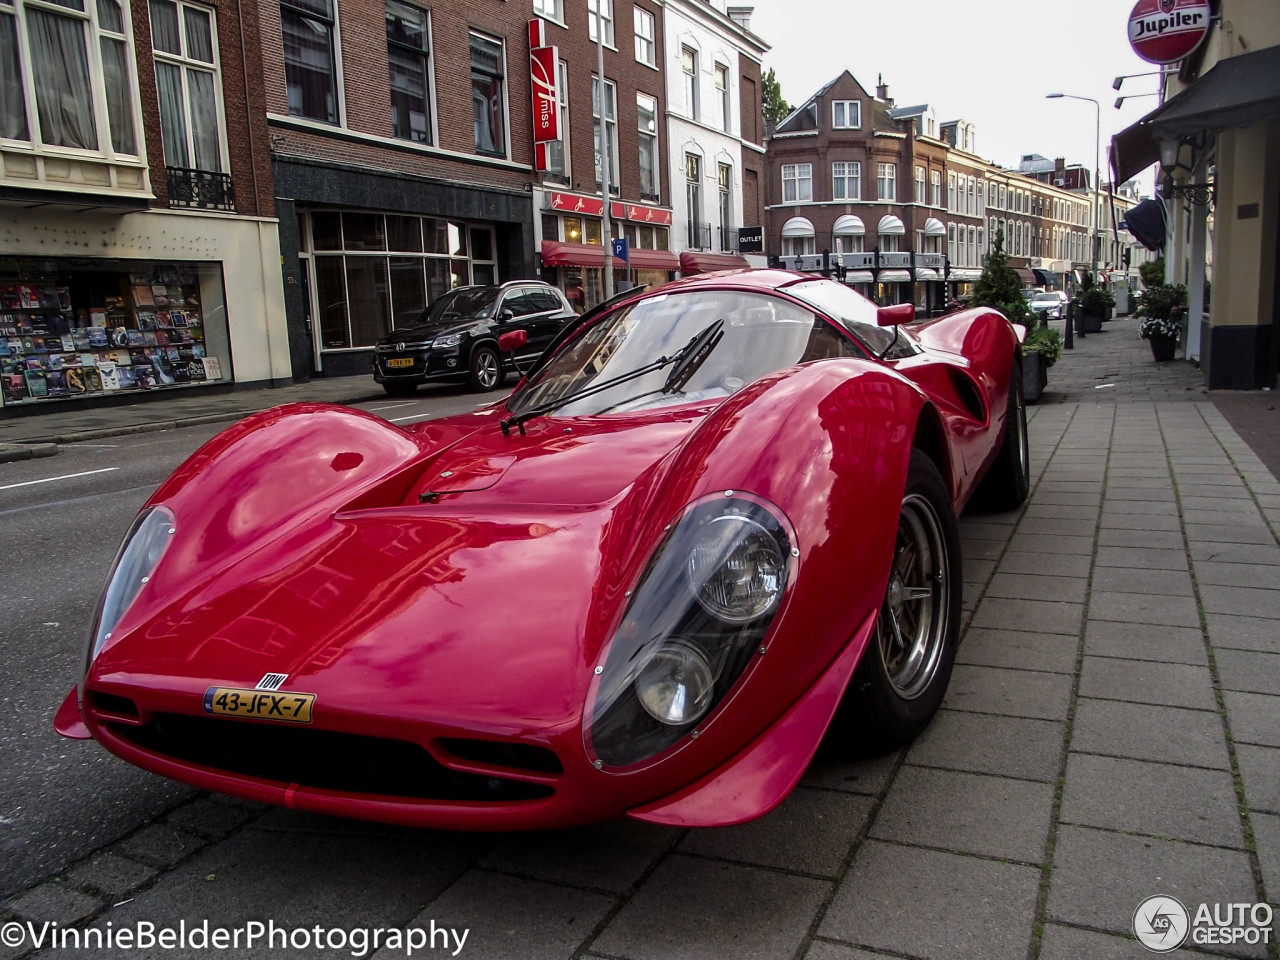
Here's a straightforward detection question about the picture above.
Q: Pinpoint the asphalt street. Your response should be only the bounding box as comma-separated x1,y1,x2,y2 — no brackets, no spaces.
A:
0,387,491,898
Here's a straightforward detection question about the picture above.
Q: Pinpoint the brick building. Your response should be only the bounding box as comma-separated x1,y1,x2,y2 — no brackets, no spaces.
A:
1,0,288,410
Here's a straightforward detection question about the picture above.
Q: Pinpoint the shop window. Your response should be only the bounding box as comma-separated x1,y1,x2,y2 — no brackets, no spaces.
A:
281,0,338,123
586,0,612,45
637,92,657,200
2,261,231,405
1,0,139,155
386,0,432,144
633,6,653,66
469,31,505,157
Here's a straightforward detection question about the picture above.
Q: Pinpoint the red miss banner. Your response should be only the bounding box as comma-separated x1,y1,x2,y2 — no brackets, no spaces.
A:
529,19,559,144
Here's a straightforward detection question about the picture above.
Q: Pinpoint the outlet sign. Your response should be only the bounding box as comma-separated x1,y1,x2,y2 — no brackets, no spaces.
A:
1128,0,1211,64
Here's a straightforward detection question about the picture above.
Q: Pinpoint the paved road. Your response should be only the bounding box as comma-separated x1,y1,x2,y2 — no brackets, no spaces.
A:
1,322,1277,960
0,388,491,899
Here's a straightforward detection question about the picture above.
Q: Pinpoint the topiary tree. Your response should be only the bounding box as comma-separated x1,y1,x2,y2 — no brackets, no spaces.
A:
969,228,1030,328
1139,257,1165,288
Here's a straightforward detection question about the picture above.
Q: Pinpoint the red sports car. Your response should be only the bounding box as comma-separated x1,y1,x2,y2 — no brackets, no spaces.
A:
55,270,1029,830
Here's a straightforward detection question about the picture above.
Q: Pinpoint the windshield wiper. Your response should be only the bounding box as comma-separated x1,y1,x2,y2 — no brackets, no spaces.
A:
500,318,725,436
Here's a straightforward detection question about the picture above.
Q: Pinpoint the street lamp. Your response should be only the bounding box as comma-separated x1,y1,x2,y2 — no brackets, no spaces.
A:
1046,93,1101,290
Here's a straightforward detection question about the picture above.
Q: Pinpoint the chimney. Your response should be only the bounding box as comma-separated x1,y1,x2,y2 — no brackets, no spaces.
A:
727,5,753,30
876,76,893,106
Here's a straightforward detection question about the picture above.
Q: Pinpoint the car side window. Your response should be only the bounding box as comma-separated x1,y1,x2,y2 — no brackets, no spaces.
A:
503,291,536,318
532,290,564,313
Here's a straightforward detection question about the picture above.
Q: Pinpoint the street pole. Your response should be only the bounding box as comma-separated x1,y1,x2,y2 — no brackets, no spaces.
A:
595,2,613,300
1046,93,1101,288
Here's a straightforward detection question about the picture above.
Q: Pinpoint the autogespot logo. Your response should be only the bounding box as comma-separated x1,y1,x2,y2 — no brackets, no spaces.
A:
1134,895,1190,952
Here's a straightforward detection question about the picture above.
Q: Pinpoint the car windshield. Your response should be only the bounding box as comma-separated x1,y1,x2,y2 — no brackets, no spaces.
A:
1032,293,1061,303
784,278,918,359
420,288,498,325
506,289,857,417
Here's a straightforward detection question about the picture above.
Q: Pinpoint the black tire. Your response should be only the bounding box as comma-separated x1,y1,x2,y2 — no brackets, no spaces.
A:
842,449,962,750
382,381,418,397
467,345,501,392
974,365,1030,511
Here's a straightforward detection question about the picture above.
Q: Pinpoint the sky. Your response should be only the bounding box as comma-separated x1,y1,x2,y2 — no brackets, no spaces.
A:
750,0,1162,195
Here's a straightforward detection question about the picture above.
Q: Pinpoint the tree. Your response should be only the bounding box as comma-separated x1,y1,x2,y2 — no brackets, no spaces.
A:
970,228,1030,327
762,68,790,124
1138,257,1165,289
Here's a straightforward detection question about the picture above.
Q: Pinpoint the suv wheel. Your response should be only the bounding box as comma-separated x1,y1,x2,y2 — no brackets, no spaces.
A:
468,346,501,392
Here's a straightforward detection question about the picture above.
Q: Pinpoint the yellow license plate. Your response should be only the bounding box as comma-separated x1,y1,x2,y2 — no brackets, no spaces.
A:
386,357,414,368
203,687,315,723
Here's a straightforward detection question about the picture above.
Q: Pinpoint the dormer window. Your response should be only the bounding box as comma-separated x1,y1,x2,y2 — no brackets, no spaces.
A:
831,100,859,130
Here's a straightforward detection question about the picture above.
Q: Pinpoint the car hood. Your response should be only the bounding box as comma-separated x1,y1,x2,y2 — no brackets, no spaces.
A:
90,403,710,734
377,317,488,343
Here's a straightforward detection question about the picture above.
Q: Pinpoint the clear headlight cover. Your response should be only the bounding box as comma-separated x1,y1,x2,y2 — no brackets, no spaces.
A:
586,496,794,769
432,333,464,348
86,506,175,668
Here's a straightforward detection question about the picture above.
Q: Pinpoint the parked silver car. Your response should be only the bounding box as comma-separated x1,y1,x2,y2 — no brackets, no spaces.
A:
1029,291,1069,320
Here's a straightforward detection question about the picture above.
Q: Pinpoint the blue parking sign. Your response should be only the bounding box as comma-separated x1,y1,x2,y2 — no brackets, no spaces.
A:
612,238,629,262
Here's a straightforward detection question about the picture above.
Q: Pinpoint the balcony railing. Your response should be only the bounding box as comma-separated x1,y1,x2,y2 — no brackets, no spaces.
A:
687,220,711,250
718,225,739,253
166,166,235,211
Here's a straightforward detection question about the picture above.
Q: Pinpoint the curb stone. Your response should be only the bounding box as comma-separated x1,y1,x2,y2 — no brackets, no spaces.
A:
0,442,59,463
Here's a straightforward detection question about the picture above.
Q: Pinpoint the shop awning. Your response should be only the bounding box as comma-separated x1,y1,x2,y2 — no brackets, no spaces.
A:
1111,45,1280,183
923,217,946,237
1014,267,1035,284
626,248,680,271
679,251,751,275
833,214,865,236
878,215,905,235
1032,268,1057,286
781,216,815,237
846,270,874,283
540,240,625,269
949,269,981,282
877,269,912,283
914,268,939,281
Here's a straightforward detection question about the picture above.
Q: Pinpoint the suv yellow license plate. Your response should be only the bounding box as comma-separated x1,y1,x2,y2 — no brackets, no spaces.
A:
387,358,414,368
203,687,315,723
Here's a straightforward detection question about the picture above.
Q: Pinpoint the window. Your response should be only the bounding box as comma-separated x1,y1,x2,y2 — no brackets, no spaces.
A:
782,234,813,257
1,0,140,153
880,234,899,253
715,62,730,133
931,170,941,207
782,163,811,203
587,0,612,46
532,0,561,21
947,224,956,262
282,0,337,123
385,0,430,143
637,92,657,199
470,31,504,156
831,100,859,129
947,172,956,212
832,161,859,201
149,0,223,172
686,152,703,246
543,59,568,178
681,45,698,120
592,75,618,191
914,166,925,205
876,162,896,201
718,162,732,249
633,6,653,66
966,178,974,215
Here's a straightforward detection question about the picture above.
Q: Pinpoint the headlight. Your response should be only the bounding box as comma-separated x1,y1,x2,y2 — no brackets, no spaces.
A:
586,496,794,769
432,333,464,348
86,506,175,668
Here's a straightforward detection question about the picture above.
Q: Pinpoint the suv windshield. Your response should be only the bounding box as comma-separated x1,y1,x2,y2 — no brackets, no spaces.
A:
420,287,499,325
1032,293,1061,302
506,289,858,417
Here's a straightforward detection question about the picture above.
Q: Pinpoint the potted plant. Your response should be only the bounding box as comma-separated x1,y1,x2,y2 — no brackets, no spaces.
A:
1021,325,1062,402
1135,283,1187,362
1075,287,1109,333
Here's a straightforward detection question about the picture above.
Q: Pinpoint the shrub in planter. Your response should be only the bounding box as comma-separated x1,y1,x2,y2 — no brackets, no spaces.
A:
1075,288,1109,333
1134,283,1187,362
1020,325,1062,402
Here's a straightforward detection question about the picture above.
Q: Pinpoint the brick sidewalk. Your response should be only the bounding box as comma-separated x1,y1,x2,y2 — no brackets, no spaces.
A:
3,313,1278,960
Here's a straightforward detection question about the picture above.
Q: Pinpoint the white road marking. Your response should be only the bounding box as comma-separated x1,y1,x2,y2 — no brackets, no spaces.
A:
0,467,120,491
366,402,417,412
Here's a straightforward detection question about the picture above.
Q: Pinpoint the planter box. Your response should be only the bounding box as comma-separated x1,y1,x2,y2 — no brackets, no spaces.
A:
1148,333,1177,362
1022,350,1047,403
1079,312,1104,334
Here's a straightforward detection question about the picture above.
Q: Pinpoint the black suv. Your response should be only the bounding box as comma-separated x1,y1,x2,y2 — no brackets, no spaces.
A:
373,281,576,394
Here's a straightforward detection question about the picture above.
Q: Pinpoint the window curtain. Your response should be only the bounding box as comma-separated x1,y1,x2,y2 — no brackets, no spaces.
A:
155,60,187,166
28,8,97,149
187,69,219,170
0,10,29,140
99,35,136,154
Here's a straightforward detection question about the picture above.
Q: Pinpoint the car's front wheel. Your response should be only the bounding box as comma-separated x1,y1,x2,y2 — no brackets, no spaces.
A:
467,345,501,392
974,365,1030,510
845,449,961,749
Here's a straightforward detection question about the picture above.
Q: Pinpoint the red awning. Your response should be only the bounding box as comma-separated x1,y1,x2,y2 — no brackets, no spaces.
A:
540,240,625,269
679,251,752,275
626,248,680,271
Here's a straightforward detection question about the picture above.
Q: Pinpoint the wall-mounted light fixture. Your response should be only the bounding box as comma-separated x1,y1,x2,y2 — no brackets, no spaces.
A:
1159,138,1215,207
